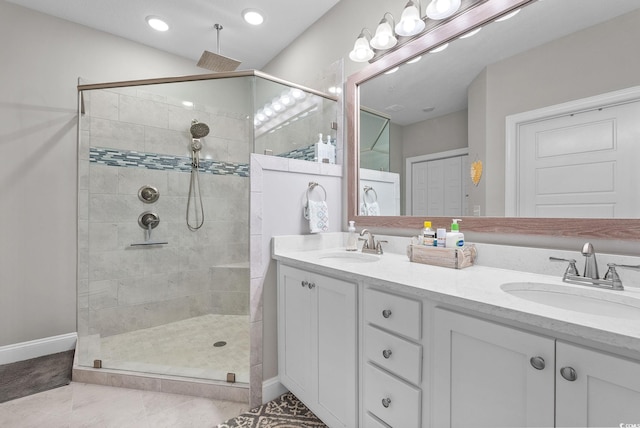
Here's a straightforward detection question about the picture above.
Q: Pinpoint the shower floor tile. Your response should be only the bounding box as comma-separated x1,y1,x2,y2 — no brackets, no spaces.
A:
83,314,250,383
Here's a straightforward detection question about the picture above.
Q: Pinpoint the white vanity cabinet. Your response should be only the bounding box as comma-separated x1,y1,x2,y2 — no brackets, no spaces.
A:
362,287,423,428
433,308,555,427
556,341,640,427
277,264,357,428
433,308,640,427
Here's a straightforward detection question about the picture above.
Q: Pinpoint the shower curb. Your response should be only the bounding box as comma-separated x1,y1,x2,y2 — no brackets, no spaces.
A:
71,346,249,403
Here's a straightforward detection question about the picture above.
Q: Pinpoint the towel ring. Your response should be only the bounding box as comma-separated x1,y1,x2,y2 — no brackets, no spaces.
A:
363,185,378,204
304,182,327,220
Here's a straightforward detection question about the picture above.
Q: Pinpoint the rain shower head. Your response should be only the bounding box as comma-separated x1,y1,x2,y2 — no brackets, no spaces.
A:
197,24,241,72
190,120,210,139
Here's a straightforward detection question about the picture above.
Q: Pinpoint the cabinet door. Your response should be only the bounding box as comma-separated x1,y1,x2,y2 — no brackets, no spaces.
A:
278,265,357,428
556,341,640,427
432,308,555,428
316,274,357,427
278,265,314,399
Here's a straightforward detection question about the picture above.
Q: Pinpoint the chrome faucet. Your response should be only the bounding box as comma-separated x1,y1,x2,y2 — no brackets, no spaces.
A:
358,229,387,254
359,229,375,251
581,242,599,280
550,242,639,291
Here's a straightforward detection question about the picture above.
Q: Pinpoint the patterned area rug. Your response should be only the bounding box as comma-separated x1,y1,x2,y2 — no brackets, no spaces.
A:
217,392,327,427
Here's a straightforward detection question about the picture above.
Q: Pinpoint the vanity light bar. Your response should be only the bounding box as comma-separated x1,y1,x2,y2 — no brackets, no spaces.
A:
350,0,484,63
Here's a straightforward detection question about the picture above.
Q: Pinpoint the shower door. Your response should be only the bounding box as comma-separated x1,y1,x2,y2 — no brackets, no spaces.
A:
77,77,253,382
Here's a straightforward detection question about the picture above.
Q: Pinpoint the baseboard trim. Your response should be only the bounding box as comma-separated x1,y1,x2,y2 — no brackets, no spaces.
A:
0,333,78,365
262,376,288,404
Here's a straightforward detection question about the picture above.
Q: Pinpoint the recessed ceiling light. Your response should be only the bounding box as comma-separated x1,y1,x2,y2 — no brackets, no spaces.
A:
146,16,169,32
182,101,194,107
243,9,264,25
384,66,399,75
407,56,422,64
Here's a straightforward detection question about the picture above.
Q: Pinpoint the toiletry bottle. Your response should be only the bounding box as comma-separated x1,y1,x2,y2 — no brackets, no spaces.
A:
346,221,358,251
445,219,465,248
326,135,336,164
436,228,446,247
422,221,435,246
315,133,325,163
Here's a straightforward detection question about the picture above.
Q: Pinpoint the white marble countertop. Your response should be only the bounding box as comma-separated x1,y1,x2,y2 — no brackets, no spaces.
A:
273,240,640,357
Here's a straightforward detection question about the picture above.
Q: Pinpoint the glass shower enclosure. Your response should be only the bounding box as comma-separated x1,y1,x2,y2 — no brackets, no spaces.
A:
76,71,337,387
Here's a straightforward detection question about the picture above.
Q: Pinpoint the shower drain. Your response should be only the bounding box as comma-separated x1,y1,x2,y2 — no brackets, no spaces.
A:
213,341,227,347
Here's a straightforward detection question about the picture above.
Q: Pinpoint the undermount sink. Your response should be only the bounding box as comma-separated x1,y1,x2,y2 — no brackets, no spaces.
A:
318,251,380,263
501,282,640,319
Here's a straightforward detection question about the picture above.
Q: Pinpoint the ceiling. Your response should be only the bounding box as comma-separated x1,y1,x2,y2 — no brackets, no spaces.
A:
5,0,341,70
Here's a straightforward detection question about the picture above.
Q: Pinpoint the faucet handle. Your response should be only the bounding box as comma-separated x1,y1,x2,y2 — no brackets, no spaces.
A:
549,257,579,276
375,240,388,254
606,263,640,271
602,263,639,291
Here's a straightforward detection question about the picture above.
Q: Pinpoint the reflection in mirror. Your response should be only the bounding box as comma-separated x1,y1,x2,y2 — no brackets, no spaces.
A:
359,107,402,216
359,108,390,171
253,79,338,162
356,0,640,219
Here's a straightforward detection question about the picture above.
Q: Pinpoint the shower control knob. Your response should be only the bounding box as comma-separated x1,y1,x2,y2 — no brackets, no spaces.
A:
138,185,159,203
382,309,392,318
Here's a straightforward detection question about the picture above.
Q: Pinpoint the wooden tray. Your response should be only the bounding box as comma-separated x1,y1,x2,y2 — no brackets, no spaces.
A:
407,243,477,269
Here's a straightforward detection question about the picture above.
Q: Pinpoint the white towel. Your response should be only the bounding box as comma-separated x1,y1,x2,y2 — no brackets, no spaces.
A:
307,200,329,233
359,201,380,216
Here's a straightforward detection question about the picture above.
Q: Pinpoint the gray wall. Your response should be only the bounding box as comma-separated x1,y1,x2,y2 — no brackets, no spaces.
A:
263,0,401,85
0,1,205,347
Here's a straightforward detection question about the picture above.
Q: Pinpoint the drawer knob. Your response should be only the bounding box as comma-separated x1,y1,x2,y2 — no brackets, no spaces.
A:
560,366,577,382
308,282,316,289
382,349,392,359
382,309,392,318
301,280,308,288
530,356,545,370
381,397,391,408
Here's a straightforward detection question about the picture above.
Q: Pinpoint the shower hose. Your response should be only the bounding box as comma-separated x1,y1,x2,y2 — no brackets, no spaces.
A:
187,149,205,231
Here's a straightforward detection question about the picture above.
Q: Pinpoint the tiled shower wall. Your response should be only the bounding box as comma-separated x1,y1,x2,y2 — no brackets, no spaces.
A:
78,86,250,340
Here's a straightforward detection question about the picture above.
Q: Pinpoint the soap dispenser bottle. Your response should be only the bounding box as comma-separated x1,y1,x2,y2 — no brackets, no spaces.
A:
445,219,464,248
346,221,358,251
326,135,336,164
314,133,325,163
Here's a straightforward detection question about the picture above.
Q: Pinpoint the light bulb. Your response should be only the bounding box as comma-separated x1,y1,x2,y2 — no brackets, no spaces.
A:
425,0,461,20
272,99,284,112
395,2,425,37
291,88,306,100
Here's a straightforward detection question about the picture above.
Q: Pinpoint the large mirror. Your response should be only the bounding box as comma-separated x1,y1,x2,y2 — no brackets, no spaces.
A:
347,0,640,238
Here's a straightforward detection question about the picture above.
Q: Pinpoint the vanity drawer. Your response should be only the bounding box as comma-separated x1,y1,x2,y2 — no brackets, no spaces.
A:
365,288,421,340
365,325,422,384
364,362,421,428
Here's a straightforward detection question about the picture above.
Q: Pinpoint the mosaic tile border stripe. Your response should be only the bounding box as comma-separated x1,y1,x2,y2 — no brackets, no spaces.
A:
277,144,316,162
90,147,249,177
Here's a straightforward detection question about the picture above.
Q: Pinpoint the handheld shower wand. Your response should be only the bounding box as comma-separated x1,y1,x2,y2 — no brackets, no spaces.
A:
187,120,210,231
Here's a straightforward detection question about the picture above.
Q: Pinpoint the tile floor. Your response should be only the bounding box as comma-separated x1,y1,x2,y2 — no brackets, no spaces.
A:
0,382,250,428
